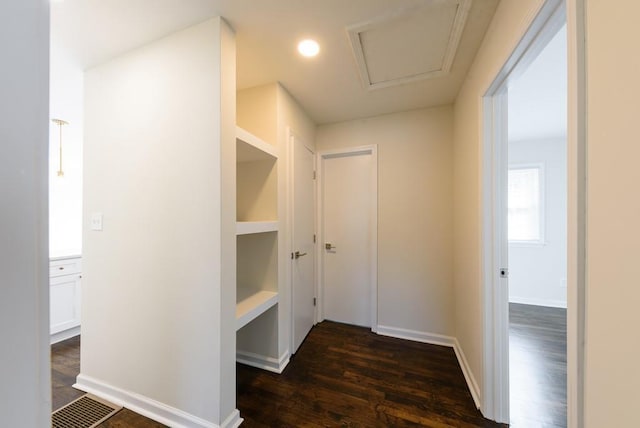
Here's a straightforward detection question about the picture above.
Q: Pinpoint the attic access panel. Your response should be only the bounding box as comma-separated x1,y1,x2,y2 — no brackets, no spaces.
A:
347,0,471,90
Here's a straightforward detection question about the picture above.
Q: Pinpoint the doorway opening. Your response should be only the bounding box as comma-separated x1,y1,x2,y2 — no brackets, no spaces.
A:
481,0,585,425
507,23,568,427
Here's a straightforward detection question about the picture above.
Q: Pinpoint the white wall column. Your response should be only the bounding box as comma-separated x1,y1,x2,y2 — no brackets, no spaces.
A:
79,17,238,427
0,0,51,425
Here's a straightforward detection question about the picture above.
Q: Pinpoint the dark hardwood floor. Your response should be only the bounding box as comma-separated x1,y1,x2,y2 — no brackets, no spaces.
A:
51,336,84,411
509,303,567,428
52,322,506,427
238,321,504,427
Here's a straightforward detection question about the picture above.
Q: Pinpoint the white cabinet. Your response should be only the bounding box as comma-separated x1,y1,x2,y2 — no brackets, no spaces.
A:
50,256,81,344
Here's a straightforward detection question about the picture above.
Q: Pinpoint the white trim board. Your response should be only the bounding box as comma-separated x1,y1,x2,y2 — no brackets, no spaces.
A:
236,350,290,374
220,410,243,428
453,338,481,409
376,325,455,347
74,374,241,428
509,296,567,309
50,326,80,345
376,325,480,409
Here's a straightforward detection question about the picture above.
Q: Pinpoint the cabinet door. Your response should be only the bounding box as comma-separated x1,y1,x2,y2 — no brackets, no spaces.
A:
50,274,81,334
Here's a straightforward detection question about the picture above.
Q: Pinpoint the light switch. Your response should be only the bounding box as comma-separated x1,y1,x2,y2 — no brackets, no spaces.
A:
91,213,103,231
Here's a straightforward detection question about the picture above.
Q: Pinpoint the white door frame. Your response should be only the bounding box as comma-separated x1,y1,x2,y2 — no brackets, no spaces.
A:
287,128,317,353
317,145,378,332
481,0,586,424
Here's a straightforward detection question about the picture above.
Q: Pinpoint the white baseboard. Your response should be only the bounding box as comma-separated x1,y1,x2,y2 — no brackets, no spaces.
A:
74,374,237,428
376,325,481,409
509,296,567,308
50,326,80,344
236,349,290,374
452,338,481,409
220,409,242,428
376,325,455,347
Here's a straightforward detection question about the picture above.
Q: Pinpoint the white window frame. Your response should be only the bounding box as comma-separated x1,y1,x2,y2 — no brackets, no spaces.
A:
508,163,546,246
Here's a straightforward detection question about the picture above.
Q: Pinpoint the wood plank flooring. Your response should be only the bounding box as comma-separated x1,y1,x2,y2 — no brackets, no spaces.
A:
509,303,567,427
237,321,504,427
51,336,84,411
52,322,506,427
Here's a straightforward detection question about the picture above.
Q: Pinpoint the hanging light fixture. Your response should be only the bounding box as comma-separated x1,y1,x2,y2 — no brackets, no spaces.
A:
51,118,68,177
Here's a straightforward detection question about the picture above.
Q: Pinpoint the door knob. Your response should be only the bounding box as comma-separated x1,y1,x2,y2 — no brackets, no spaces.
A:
325,243,336,250
294,251,307,259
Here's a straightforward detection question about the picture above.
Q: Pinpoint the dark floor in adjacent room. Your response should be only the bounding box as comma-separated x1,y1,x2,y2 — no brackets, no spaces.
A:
52,322,506,427
509,303,567,428
51,336,166,427
51,335,84,411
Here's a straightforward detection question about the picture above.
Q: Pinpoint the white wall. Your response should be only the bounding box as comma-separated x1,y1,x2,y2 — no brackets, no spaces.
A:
508,25,567,143
317,106,454,336
584,0,640,425
49,47,83,257
80,18,237,426
277,84,316,149
508,139,567,308
452,0,544,405
0,0,51,425
237,84,278,146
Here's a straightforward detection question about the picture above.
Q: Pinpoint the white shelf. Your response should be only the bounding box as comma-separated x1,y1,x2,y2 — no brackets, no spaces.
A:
236,221,278,235
236,126,279,161
236,290,278,331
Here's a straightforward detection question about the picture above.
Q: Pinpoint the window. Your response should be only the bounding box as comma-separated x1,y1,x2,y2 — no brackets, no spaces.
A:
508,166,543,243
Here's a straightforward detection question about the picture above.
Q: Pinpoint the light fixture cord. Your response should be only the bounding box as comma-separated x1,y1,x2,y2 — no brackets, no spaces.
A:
54,120,66,177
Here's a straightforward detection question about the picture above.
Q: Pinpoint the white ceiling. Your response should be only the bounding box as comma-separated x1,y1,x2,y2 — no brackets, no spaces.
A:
508,25,567,142
51,0,499,125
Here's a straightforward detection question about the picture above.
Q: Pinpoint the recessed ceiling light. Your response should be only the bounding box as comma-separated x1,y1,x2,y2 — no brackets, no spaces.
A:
297,39,320,57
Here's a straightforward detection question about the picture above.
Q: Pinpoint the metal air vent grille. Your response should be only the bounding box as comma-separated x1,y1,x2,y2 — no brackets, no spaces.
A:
52,394,121,428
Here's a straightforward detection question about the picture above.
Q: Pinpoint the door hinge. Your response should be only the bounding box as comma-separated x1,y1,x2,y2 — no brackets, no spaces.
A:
313,297,317,306
313,234,316,243
500,268,509,278
291,252,294,260
313,171,316,180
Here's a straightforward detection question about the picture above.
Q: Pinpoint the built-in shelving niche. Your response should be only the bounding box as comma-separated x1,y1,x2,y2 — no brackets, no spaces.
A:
236,231,278,330
235,127,280,361
237,128,277,224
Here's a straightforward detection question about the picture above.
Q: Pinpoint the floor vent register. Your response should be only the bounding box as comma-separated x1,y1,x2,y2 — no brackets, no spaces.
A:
52,394,121,428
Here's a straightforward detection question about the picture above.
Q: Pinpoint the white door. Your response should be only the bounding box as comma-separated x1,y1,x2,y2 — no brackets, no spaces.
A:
291,135,316,353
321,148,377,328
